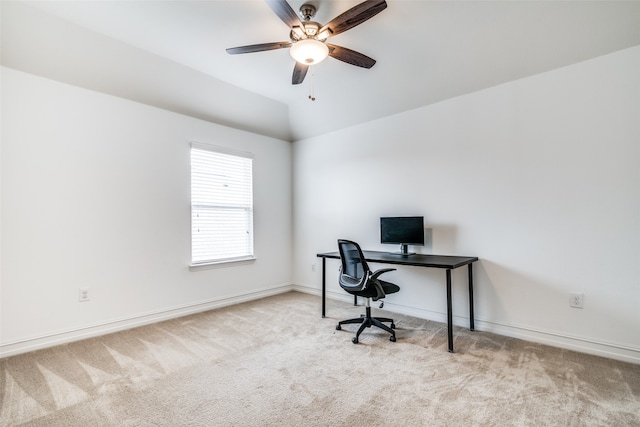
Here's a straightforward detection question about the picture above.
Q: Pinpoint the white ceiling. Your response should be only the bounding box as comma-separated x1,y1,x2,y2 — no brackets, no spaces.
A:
9,0,640,141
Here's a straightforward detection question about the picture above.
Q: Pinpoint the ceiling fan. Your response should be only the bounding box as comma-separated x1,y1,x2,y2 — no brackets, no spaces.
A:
226,0,387,85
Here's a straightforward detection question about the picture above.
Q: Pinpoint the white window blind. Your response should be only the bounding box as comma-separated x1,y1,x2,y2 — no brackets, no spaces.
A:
191,143,254,264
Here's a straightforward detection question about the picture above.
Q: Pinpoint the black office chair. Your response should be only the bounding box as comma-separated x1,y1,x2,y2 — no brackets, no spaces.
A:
335,239,400,344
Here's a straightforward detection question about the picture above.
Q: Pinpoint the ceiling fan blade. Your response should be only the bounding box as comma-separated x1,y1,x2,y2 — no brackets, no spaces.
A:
319,0,387,38
292,62,309,85
327,44,376,68
265,0,303,29
226,42,292,55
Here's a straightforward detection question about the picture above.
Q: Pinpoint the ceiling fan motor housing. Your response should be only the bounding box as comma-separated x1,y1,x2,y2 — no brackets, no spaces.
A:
299,4,317,21
289,4,327,41
290,21,322,41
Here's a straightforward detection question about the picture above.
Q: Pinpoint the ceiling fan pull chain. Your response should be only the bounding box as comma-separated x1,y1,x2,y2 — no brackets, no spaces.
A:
308,66,316,101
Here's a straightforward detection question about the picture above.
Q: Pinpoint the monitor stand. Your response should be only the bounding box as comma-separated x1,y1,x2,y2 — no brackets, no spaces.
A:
391,244,414,256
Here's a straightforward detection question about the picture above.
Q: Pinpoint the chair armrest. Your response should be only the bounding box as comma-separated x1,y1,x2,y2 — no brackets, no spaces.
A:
370,268,396,281
370,279,386,301
369,268,396,301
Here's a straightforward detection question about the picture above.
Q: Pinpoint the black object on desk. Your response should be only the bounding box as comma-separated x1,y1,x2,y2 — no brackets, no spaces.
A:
316,250,479,353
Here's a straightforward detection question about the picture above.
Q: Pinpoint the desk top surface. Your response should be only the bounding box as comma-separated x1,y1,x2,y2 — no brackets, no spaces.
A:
316,250,478,269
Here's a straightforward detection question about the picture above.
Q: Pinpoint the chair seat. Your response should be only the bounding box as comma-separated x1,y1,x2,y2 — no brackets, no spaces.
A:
344,279,399,299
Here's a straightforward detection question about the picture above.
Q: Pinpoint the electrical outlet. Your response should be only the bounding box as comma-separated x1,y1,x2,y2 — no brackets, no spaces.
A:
311,263,316,272
79,287,90,302
569,292,584,309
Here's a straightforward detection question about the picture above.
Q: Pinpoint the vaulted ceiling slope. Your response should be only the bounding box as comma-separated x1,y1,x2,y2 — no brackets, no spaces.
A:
3,1,640,142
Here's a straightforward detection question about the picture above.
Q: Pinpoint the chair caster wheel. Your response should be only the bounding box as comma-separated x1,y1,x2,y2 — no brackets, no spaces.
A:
391,323,396,329
352,337,359,344
390,335,396,342
336,324,341,331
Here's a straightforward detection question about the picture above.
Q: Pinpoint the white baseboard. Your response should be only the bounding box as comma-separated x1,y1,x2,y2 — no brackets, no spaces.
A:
474,319,640,365
294,285,640,365
0,284,294,359
4,284,639,365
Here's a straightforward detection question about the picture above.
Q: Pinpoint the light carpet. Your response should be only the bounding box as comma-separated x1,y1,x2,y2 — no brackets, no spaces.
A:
1,291,639,426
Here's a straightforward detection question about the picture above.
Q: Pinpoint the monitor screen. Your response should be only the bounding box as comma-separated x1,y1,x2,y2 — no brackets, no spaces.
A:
380,216,425,246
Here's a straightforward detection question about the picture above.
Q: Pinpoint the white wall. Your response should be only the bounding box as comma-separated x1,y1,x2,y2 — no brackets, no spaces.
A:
1,67,292,356
292,46,640,363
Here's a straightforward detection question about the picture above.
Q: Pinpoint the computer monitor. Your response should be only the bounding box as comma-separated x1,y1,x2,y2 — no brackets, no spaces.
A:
380,216,424,255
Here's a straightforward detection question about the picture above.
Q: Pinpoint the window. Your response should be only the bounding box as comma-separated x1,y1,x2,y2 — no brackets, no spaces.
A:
190,143,254,265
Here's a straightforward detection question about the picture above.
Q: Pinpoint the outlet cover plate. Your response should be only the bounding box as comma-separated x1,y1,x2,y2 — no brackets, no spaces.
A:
570,292,584,308
79,287,90,302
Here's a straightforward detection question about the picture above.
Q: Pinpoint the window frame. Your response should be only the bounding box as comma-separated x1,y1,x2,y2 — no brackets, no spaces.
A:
189,142,255,270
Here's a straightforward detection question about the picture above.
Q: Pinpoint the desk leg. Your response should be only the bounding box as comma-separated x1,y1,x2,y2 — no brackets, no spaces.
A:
446,269,454,353
468,263,475,331
322,258,326,318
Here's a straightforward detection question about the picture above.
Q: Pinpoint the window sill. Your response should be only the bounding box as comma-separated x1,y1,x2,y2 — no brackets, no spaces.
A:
189,256,257,271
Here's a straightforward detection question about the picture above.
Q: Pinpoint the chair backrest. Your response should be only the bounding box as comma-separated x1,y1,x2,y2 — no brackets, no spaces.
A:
337,239,370,291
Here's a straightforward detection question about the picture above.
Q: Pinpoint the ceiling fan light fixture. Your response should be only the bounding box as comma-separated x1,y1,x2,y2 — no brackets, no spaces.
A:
316,28,333,41
290,39,329,65
290,26,306,41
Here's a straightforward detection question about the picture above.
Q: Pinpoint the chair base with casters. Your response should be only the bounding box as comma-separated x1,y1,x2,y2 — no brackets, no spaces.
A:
336,298,396,343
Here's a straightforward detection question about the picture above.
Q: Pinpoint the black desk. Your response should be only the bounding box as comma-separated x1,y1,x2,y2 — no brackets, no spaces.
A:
316,250,479,352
